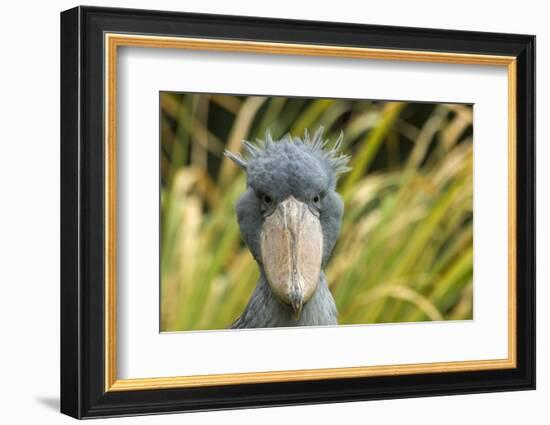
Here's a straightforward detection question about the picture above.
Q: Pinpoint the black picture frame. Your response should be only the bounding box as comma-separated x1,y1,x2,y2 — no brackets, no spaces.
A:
61,5,535,419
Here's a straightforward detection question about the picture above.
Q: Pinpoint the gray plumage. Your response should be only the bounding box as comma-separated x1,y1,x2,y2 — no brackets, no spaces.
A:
231,272,337,329
225,127,350,329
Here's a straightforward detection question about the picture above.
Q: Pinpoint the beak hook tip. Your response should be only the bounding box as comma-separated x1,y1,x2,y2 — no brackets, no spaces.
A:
290,292,304,320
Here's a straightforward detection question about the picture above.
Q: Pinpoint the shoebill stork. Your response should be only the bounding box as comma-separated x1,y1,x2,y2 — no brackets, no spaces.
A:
224,128,350,329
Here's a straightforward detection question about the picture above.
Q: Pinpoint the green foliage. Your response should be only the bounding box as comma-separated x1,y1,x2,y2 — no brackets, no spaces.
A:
160,93,473,332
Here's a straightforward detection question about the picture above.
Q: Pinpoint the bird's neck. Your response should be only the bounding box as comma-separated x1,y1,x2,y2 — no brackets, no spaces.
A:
231,272,338,329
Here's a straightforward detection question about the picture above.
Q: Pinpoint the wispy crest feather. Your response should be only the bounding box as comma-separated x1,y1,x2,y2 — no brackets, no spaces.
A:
224,127,351,176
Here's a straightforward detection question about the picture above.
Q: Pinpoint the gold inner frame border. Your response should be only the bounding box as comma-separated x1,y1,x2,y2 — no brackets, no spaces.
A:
104,33,517,392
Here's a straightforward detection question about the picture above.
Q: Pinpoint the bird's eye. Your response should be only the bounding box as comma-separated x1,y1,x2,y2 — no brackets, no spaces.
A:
313,195,320,204
263,195,272,205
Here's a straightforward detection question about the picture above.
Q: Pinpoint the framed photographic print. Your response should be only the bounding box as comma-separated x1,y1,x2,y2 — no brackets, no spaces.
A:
60,6,536,419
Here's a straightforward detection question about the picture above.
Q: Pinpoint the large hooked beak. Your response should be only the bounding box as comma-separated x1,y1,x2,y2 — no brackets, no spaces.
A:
260,196,323,319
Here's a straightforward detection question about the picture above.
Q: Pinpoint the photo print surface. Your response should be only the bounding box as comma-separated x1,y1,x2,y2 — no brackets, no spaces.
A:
160,92,473,332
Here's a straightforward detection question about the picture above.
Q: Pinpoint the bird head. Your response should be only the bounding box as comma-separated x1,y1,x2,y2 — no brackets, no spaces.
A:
225,128,350,318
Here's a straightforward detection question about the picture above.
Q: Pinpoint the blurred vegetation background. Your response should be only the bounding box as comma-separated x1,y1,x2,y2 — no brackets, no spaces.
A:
160,93,473,332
